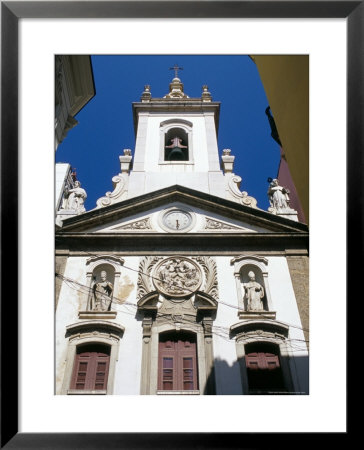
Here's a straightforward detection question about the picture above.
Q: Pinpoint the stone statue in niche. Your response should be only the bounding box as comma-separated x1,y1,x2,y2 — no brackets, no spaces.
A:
91,271,114,311
63,180,87,213
267,178,290,211
243,271,265,311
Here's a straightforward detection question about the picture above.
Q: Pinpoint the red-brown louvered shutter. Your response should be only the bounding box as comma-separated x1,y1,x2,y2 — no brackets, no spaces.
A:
158,333,198,391
93,352,110,390
245,350,285,392
178,338,198,391
70,346,110,390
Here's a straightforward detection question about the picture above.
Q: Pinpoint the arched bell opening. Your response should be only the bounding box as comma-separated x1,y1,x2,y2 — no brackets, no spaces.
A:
164,127,189,161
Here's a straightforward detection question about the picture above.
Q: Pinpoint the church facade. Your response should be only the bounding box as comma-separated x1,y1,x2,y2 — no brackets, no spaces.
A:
55,73,309,395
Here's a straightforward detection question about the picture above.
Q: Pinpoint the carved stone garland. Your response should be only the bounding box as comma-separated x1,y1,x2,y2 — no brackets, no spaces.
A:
137,256,164,301
193,256,219,300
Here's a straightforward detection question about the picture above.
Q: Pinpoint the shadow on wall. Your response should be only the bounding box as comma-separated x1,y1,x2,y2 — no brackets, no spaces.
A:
204,355,309,395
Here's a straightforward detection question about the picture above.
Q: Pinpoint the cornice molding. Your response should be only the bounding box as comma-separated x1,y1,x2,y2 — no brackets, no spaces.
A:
57,185,309,233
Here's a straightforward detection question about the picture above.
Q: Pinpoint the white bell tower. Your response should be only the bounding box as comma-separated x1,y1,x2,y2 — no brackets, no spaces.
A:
127,68,227,199
95,68,258,210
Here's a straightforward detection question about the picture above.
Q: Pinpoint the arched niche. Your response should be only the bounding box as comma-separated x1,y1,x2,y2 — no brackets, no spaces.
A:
230,255,275,318
159,119,193,164
82,256,124,315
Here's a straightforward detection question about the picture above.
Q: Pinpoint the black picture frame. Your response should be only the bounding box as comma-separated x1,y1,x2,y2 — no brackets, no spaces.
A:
1,1,359,448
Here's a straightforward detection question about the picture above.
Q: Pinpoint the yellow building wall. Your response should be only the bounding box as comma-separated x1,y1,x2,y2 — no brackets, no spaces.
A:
251,55,309,224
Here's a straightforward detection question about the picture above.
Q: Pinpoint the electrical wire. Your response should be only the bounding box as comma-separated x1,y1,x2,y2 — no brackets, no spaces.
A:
56,266,308,351
57,271,309,351
55,248,310,335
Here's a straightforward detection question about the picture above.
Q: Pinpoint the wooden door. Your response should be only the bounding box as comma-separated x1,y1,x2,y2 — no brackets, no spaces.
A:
158,333,198,391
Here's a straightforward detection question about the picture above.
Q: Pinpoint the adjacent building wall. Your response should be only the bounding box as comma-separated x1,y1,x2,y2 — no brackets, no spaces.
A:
55,55,95,150
252,55,309,224
286,255,309,347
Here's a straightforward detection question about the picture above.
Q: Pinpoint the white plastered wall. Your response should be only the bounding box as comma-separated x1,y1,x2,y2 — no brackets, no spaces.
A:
56,253,308,395
213,257,244,394
55,256,143,395
212,256,308,394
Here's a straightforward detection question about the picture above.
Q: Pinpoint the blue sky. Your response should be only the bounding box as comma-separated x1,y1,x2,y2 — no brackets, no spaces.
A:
56,55,281,211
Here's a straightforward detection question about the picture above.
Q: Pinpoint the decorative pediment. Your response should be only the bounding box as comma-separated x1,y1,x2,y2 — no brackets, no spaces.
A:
85,255,124,274
86,255,125,267
65,320,125,341
58,185,309,234
137,291,160,312
230,319,289,341
194,291,218,312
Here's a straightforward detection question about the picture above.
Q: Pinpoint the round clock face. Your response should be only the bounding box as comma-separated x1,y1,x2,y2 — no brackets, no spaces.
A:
163,210,192,231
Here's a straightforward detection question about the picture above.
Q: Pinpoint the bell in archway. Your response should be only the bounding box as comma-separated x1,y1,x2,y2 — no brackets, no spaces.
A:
168,147,185,161
165,136,188,161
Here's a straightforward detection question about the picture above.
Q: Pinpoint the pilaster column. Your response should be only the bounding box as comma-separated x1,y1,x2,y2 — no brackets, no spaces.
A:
140,317,153,394
133,113,149,171
202,318,215,394
204,112,220,171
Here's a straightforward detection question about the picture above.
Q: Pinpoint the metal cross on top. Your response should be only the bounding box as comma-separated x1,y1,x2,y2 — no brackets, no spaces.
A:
169,64,183,78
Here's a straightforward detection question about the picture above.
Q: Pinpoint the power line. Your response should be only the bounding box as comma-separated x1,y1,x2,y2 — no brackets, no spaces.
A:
56,273,238,343
56,249,309,335
57,272,309,351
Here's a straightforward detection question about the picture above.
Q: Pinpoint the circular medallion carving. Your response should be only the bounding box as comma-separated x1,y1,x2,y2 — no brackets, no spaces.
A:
153,257,202,297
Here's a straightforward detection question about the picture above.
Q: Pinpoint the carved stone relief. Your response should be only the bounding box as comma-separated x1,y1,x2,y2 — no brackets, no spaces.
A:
158,297,197,318
112,217,152,231
204,218,243,231
153,257,202,298
137,255,219,302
